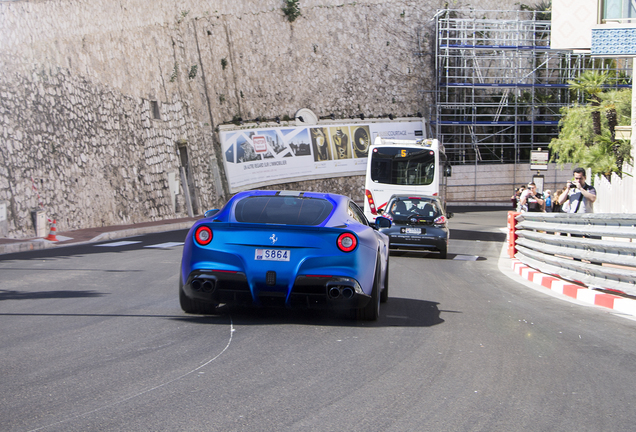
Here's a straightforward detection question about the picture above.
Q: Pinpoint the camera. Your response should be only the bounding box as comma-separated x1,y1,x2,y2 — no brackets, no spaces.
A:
568,182,576,189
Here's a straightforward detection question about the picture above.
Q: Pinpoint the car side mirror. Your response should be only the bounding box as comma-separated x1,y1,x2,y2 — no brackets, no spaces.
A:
447,212,454,219
375,216,392,229
444,164,452,177
204,209,220,218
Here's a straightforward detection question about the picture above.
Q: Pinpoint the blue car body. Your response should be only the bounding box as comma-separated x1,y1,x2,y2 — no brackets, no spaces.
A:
179,190,390,320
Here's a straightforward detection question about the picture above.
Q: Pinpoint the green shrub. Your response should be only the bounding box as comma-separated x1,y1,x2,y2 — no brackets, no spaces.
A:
282,0,301,22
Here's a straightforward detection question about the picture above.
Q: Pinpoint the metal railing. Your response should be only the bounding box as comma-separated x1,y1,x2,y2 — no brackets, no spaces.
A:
511,213,636,296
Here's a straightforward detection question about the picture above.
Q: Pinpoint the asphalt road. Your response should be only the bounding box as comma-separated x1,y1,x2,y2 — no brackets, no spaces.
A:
2,208,636,431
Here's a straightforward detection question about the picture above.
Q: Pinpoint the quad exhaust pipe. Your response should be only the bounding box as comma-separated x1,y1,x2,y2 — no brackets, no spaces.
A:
328,286,355,299
190,278,215,293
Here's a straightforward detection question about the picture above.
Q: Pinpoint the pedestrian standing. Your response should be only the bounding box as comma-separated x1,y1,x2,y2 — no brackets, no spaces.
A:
544,190,552,212
557,167,597,213
519,182,544,213
553,186,566,212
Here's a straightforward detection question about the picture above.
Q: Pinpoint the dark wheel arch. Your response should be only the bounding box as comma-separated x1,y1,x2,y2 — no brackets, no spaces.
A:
356,257,381,321
380,254,389,303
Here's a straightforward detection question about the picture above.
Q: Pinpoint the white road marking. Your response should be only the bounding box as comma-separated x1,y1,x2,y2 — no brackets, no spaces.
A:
453,255,478,261
144,242,184,249
28,319,235,432
95,241,142,247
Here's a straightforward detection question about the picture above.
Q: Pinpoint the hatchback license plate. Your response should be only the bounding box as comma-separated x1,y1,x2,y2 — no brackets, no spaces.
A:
255,249,290,261
403,227,422,234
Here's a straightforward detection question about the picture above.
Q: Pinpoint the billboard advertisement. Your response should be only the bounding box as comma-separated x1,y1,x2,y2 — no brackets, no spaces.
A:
220,120,425,192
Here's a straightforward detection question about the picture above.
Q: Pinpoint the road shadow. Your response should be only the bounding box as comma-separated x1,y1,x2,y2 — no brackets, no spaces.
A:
0,298,456,327
171,297,451,328
0,289,107,301
1,267,142,273
389,250,444,259
448,205,512,213
389,250,487,261
449,228,507,242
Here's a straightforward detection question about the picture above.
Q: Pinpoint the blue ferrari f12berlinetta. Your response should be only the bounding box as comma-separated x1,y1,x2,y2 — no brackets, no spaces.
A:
179,190,391,320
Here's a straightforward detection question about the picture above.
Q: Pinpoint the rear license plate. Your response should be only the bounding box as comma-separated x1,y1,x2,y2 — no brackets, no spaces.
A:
402,227,422,234
255,249,290,261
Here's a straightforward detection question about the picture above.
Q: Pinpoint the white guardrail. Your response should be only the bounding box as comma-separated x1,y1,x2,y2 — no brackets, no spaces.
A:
509,213,636,296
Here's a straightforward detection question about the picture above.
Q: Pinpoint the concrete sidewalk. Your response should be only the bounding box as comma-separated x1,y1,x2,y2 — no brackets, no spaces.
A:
0,217,200,256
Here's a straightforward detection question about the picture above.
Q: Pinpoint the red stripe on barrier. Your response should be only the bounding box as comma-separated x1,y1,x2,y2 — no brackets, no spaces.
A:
595,294,616,309
541,277,558,289
563,285,583,298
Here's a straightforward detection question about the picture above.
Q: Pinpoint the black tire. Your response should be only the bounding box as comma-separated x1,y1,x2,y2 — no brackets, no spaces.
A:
438,245,448,259
380,254,389,303
179,276,218,315
357,260,380,321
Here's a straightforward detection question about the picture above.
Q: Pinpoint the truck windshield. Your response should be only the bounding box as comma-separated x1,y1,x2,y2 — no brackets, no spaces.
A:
370,147,435,186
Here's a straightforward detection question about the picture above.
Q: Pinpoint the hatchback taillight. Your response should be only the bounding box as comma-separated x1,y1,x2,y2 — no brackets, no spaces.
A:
337,232,358,252
195,226,213,245
434,215,446,225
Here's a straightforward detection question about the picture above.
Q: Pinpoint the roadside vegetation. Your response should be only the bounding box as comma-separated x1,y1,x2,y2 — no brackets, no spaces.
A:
550,70,633,180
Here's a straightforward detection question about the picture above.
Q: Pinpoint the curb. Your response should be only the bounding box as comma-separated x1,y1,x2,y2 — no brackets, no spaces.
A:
0,221,196,256
87,221,195,243
0,239,56,255
511,259,636,317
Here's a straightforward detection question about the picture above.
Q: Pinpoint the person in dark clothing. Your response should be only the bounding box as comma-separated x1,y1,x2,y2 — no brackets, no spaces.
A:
519,182,544,212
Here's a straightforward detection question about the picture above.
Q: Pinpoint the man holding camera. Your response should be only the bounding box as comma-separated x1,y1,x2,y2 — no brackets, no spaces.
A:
518,182,544,212
557,167,596,213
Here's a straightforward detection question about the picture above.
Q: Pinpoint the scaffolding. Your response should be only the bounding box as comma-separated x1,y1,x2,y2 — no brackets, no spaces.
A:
433,9,632,165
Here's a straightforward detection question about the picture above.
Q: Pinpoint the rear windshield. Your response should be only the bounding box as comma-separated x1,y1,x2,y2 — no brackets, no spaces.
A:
234,196,334,225
387,198,440,219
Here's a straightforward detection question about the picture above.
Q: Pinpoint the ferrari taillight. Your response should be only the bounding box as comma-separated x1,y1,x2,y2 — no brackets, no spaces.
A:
337,232,358,252
195,226,213,245
434,215,446,225
365,189,377,215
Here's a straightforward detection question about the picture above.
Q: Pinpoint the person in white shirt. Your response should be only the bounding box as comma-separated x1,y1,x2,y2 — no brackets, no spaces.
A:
557,168,596,213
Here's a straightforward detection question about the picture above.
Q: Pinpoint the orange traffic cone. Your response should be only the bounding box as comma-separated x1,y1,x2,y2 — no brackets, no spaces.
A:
46,219,59,241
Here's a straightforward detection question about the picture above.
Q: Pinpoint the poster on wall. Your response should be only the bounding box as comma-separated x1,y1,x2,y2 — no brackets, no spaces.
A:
220,120,425,193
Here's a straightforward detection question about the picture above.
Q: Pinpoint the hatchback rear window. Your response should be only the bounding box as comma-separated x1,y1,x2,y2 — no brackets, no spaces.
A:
387,198,440,218
234,196,334,225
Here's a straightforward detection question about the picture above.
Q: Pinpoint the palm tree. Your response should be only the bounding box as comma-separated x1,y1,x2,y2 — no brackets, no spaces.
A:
552,72,631,179
600,89,632,177
520,1,552,21
568,70,608,138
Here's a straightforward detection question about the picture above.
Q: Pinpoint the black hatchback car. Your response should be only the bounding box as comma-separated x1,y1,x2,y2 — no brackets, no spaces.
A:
377,194,452,259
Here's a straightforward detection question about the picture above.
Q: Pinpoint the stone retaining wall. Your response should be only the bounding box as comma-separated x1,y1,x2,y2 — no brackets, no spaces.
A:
1,0,525,238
